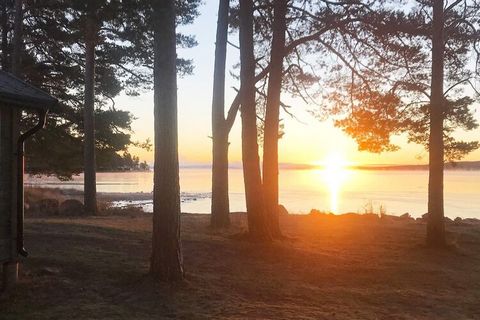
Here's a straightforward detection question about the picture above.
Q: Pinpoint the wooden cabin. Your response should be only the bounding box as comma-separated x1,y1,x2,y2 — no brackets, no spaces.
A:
0,70,57,291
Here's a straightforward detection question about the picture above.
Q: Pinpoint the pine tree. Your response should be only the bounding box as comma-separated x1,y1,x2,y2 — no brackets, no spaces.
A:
1,0,199,182
150,0,184,281
211,0,231,228
262,0,288,238
239,0,272,241
327,0,480,246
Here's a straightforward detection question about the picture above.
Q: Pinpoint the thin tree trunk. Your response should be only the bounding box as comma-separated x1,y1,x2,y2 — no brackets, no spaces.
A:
263,0,287,238
211,0,231,228
1,0,9,71
211,131,230,227
83,8,97,215
427,0,446,247
239,0,271,241
11,0,21,75
150,0,184,281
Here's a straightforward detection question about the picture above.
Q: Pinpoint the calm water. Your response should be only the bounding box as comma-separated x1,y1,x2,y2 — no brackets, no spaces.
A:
26,169,480,219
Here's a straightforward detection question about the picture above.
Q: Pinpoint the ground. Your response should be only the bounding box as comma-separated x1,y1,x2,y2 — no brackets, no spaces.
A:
1,212,480,319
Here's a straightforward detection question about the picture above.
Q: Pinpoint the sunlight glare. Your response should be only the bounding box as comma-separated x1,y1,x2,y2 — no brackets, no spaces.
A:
319,153,351,214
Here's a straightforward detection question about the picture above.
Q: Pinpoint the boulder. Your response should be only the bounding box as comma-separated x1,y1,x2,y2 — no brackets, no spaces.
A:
59,199,85,216
399,213,412,220
29,198,59,216
419,213,456,224
453,217,464,225
278,204,289,215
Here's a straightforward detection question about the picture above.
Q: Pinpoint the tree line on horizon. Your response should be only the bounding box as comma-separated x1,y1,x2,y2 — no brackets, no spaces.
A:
1,0,479,281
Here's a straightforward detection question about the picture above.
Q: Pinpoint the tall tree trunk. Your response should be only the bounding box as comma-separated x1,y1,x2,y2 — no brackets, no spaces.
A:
1,0,8,70
150,0,184,281
211,0,231,228
83,7,97,215
11,0,21,75
263,0,287,238
427,0,446,247
239,0,271,241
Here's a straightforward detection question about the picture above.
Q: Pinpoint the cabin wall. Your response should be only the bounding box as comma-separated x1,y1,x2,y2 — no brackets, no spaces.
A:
0,104,18,264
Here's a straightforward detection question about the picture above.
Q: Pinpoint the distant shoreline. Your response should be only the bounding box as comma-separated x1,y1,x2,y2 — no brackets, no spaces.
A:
280,160,480,171
350,163,480,171
27,161,480,175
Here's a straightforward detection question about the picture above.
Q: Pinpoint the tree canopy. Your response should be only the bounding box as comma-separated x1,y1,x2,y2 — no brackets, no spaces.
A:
0,0,200,179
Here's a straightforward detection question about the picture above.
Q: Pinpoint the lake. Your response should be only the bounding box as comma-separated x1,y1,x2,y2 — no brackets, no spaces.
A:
26,168,480,219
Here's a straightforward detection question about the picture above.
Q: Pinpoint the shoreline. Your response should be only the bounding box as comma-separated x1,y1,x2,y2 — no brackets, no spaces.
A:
24,186,480,220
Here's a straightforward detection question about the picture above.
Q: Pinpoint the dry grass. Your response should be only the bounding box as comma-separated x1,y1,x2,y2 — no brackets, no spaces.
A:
1,213,480,319
24,187,137,216
25,187,78,204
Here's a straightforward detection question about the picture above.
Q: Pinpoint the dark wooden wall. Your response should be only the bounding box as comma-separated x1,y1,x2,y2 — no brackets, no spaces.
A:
0,105,18,264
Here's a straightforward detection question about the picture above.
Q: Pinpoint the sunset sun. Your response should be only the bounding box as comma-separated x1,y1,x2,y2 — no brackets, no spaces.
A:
321,153,351,172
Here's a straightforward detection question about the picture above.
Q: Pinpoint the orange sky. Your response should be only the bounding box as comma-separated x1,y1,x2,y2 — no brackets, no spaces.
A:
122,88,480,166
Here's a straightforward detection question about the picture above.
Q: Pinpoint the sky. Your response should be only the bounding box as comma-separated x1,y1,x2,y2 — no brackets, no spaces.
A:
115,1,480,167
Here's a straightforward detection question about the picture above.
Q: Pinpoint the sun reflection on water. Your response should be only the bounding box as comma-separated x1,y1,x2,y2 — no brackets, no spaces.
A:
315,154,352,214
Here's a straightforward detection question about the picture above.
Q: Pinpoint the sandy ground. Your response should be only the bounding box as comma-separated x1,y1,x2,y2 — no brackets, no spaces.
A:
1,212,480,319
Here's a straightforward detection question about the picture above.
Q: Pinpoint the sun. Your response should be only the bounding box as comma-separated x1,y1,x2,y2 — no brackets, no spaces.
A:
313,152,351,171
322,153,350,172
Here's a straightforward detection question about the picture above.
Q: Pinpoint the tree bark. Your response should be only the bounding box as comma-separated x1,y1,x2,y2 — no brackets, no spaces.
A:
11,0,21,75
150,0,184,281
239,0,271,241
427,0,446,247
211,0,231,228
1,0,9,71
263,0,287,238
83,6,97,215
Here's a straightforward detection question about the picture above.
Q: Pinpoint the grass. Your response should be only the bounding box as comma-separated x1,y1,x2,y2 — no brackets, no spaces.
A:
1,213,480,319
